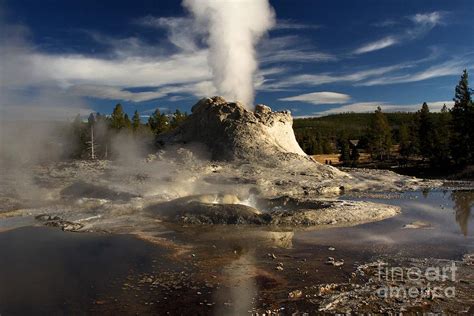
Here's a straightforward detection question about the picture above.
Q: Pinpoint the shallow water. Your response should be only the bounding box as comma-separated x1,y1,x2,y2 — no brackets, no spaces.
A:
0,189,472,314
0,227,172,315
295,190,474,259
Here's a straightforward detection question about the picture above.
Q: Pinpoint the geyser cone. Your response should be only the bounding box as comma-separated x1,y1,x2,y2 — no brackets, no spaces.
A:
157,96,308,162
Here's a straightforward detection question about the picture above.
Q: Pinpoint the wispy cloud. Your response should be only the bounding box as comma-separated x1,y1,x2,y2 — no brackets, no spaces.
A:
70,81,218,102
259,63,412,90
24,17,332,103
314,100,454,116
410,12,444,26
28,52,211,88
261,50,335,64
258,35,337,64
261,50,471,90
279,92,351,105
354,11,445,54
372,19,399,28
135,16,199,52
354,36,398,54
273,19,321,30
0,20,93,119
359,58,472,86
69,85,169,102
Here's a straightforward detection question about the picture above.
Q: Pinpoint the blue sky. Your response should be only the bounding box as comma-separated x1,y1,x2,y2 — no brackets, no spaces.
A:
1,0,473,119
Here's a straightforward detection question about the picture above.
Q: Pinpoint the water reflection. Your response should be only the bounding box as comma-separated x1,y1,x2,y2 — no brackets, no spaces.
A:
451,190,474,236
213,253,258,316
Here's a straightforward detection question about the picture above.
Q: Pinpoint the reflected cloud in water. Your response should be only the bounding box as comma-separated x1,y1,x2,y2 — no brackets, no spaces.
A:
213,253,258,316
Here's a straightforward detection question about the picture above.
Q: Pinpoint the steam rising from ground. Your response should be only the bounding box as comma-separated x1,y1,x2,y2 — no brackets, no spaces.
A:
183,0,275,108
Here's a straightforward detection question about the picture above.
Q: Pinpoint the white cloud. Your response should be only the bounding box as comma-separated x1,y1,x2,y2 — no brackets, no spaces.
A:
70,81,218,102
261,50,336,63
410,12,443,26
0,21,93,120
28,52,211,88
279,92,351,105
259,63,412,90
135,16,199,52
0,24,215,103
354,36,398,54
1,10,338,108
273,19,321,30
69,85,169,102
261,52,471,91
353,11,445,55
359,58,471,86
314,100,454,116
259,35,337,64
0,87,92,120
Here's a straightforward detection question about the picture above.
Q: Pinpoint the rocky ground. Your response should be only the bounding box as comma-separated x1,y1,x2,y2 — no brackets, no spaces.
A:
0,154,440,234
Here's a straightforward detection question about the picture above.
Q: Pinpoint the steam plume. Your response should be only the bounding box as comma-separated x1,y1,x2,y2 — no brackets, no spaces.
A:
183,0,275,108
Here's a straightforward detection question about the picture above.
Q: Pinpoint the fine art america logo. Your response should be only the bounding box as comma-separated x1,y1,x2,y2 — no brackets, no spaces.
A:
376,263,457,299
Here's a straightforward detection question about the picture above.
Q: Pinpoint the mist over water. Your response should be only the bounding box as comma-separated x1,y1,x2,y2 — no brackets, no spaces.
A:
183,0,275,108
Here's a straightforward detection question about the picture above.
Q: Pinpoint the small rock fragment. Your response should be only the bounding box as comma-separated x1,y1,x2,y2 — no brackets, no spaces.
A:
267,253,277,259
288,289,303,299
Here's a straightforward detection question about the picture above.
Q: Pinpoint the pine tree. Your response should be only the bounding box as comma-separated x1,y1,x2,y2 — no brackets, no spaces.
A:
432,105,451,165
339,140,350,165
450,70,474,165
170,109,188,129
70,114,87,158
132,110,141,132
350,146,360,166
417,102,435,161
124,113,132,130
369,107,392,160
110,103,126,130
321,138,333,154
147,109,169,135
398,123,412,160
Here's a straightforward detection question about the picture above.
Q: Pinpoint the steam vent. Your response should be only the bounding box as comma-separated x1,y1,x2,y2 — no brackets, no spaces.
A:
157,96,308,162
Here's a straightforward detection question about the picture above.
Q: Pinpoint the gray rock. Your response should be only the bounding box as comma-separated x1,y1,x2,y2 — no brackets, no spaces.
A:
157,96,309,163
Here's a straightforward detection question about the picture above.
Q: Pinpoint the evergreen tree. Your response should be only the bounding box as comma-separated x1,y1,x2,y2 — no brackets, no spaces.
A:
339,140,350,165
170,109,188,129
350,146,360,166
124,113,132,129
70,114,87,158
431,105,451,165
110,103,126,130
132,110,141,132
321,138,333,154
147,109,169,135
398,123,411,159
416,102,435,160
369,107,392,160
450,69,474,165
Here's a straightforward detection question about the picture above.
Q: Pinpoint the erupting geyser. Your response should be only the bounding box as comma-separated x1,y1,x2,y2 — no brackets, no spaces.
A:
183,0,275,108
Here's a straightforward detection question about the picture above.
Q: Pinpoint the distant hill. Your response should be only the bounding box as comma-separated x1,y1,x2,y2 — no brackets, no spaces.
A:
294,112,418,138
292,112,444,155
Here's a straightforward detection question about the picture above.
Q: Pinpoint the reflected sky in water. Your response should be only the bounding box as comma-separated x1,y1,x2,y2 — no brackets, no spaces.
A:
296,190,474,259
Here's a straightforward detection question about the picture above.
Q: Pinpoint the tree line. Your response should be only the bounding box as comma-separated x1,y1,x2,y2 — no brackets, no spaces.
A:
295,70,474,167
68,105,187,159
